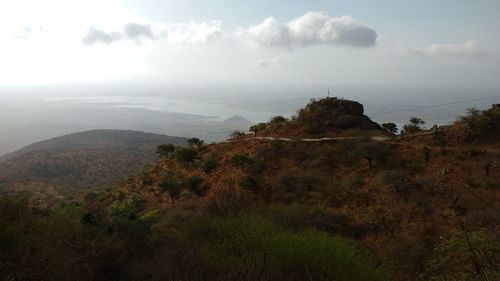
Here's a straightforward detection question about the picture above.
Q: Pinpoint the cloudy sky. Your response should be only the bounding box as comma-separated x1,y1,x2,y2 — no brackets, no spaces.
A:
1,0,499,91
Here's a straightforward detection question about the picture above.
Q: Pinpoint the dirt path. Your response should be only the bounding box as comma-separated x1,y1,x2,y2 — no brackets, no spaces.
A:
225,134,500,155
232,135,392,143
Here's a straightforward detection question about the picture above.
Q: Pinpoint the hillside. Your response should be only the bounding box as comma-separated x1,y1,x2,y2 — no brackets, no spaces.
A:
249,97,387,138
0,130,187,204
1,99,499,281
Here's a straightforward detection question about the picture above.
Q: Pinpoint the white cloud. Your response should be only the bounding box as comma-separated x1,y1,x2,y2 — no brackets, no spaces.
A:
82,28,123,45
123,23,154,39
410,41,486,57
166,21,221,45
247,12,377,48
82,20,221,46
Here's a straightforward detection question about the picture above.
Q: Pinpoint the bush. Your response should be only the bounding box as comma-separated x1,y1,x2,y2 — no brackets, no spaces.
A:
109,193,142,219
80,212,97,225
249,122,268,136
239,176,259,191
187,138,204,148
184,176,204,194
159,178,182,202
202,153,219,173
423,228,500,281
270,115,287,124
277,170,324,197
270,140,283,151
157,144,175,157
231,154,255,166
185,215,386,281
231,131,246,138
175,147,199,163
460,107,500,141
206,186,252,216
402,117,425,135
381,122,398,134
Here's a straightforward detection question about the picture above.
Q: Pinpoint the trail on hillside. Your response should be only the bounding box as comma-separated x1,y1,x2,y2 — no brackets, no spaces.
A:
226,133,500,154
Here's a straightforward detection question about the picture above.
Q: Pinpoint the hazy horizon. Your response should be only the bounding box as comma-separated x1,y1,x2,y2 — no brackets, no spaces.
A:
1,0,500,154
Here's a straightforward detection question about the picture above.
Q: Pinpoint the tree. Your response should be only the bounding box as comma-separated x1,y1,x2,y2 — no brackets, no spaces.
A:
157,144,175,158
381,123,398,134
231,131,246,138
175,147,198,163
270,115,287,124
187,138,204,148
249,122,268,136
159,178,181,202
402,117,425,135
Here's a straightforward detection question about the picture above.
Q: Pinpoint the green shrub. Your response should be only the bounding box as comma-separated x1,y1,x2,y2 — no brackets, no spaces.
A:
184,176,204,194
186,215,386,281
202,153,219,173
239,176,259,191
187,138,204,148
270,139,283,151
157,144,175,157
175,147,199,163
109,193,142,219
402,117,425,135
83,191,108,203
468,147,484,157
270,115,287,124
231,131,246,138
159,178,182,201
423,228,500,281
381,122,398,134
460,107,500,141
80,212,97,225
231,154,255,166
249,122,268,136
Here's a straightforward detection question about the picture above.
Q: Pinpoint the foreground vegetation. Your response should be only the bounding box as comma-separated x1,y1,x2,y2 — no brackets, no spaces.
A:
0,195,386,281
1,98,500,281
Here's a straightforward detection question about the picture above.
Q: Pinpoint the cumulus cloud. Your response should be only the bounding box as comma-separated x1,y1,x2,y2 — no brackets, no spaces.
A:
82,21,221,46
166,21,221,45
123,23,154,39
410,41,486,57
82,27,124,45
247,12,377,48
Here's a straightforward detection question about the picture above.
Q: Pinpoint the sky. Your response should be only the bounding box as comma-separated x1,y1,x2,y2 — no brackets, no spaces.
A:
1,0,500,91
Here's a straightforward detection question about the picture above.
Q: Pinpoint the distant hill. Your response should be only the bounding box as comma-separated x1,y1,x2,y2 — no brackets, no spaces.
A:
0,130,187,203
223,115,252,123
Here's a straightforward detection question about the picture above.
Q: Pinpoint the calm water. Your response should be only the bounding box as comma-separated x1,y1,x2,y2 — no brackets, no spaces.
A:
44,96,279,122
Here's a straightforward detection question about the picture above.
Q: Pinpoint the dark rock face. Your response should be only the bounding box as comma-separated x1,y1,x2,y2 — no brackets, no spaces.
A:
296,98,381,133
305,98,364,116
